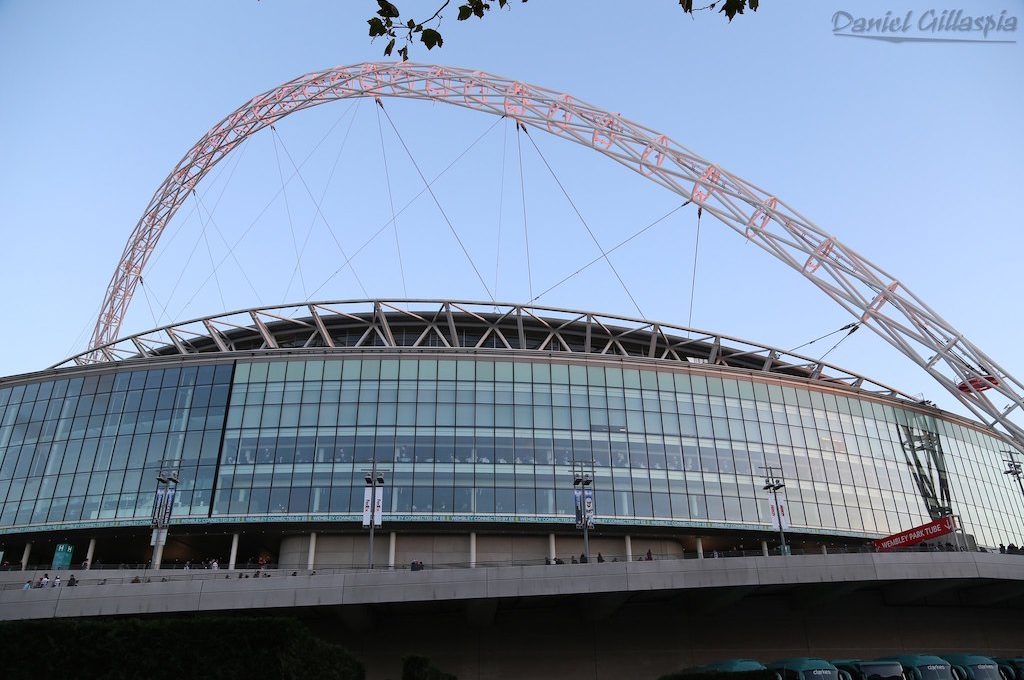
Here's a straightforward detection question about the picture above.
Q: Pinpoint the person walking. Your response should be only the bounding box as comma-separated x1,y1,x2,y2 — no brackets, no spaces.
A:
53,576,61,587
645,549,653,561
597,552,605,563
22,580,31,590
579,552,588,564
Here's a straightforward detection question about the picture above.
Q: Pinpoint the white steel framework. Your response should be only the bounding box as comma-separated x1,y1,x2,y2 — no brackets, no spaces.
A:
87,62,1024,452
60,298,913,401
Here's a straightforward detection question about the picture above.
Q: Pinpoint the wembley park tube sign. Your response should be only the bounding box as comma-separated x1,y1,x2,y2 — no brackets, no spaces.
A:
873,516,957,551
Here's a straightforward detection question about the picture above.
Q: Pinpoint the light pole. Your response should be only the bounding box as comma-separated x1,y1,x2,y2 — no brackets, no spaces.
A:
761,466,787,556
571,462,595,563
362,463,386,569
1002,450,1024,501
151,460,179,569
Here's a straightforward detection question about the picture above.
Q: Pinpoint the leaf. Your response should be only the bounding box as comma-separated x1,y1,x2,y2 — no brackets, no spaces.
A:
719,0,746,21
748,0,758,10
376,0,400,18
406,19,415,28
678,0,694,12
457,4,472,20
420,28,443,49
367,17,387,37
384,37,396,55
398,45,409,61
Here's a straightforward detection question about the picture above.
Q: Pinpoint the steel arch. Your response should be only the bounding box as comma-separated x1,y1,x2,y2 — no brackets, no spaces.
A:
89,61,1024,453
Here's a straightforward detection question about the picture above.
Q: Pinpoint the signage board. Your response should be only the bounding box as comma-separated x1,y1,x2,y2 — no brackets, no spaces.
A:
573,488,583,528
52,543,73,570
873,515,956,551
583,486,595,529
362,487,373,528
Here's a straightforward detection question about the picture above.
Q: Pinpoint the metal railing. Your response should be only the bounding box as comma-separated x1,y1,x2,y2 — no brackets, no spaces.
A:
2,543,1009,593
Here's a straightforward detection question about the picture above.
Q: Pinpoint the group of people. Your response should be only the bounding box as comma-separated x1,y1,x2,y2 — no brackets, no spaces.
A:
999,543,1024,554
22,573,79,589
546,549,655,565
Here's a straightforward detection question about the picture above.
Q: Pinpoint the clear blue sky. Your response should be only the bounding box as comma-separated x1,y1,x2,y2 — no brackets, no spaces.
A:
0,0,1021,419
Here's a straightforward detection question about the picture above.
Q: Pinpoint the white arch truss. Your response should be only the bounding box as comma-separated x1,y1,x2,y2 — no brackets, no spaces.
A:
88,62,1024,452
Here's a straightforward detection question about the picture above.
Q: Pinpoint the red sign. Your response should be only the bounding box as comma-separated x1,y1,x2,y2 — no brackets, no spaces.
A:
873,516,956,552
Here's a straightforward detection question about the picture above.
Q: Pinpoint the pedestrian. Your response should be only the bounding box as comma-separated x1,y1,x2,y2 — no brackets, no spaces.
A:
645,549,653,561
571,555,578,564
184,561,191,571
131,575,141,583
580,552,588,564
999,543,1006,554
41,573,50,587
53,576,61,587
597,552,605,563
22,580,31,590
67,575,78,587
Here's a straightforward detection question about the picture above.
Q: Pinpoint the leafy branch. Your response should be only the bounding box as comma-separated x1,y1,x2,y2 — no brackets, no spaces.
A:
368,0,760,61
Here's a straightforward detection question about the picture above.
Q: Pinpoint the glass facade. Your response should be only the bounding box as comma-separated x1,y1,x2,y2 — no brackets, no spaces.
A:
2,354,1024,548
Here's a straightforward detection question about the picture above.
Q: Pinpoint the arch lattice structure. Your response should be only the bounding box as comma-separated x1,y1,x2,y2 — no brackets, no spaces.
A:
88,62,1024,453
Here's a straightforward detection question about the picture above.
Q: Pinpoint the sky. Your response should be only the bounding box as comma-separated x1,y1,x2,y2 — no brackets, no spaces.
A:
0,0,1021,422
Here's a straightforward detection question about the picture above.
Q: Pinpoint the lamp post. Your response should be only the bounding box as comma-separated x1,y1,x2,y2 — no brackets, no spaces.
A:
362,463,386,569
151,460,179,569
761,465,787,556
1002,450,1024,501
571,462,595,563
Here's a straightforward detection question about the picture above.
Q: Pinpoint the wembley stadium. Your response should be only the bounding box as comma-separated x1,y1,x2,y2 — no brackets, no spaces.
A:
2,62,1024,675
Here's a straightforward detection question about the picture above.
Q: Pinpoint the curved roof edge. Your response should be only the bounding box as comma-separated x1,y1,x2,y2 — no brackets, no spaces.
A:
54,299,916,399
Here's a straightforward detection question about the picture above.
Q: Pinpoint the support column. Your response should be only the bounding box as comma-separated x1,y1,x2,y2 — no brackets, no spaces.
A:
761,540,769,557
821,544,828,555
306,532,317,570
469,532,477,568
153,532,166,570
85,538,96,570
696,536,704,559
388,532,396,569
20,542,31,571
228,533,239,571
624,535,633,562
548,533,556,561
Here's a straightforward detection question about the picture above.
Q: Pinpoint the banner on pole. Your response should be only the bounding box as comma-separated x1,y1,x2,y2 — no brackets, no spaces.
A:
573,488,583,528
362,487,373,528
873,516,956,552
767,493,789,531
583,486,595,528
373,489,383,528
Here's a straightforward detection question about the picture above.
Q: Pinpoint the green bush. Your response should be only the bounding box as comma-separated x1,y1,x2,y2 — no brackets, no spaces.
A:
0,616,364,680
402,655,457,680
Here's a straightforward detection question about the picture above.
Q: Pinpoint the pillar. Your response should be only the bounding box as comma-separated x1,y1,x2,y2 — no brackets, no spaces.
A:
761,540,769,557
821,544,828,555
388,532,396,569
228,533,239,571
153,531,166,569
624,535,633,562
306,532,317,570
469,532,477,568
85,538,96,570
548,533,556,561
20,542,31,571
696,536,704,559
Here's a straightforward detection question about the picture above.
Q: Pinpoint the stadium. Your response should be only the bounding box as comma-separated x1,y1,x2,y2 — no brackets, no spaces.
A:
2,63,1024,676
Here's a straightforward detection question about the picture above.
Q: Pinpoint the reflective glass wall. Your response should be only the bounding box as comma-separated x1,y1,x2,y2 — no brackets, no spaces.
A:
0,364,231,528
214,357,1024,547
2,354,1024,548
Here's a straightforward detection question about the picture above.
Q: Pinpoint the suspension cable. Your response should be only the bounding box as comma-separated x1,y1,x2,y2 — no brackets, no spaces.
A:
270,127,307,299
192,189,262,302
493,119,509,303
530,201,689,304
515,122,533,300
687,208,702,331
816,323,860,363
138,278,161,329
375,101,408,299
171,102,359,319
521,127,644,317
272,125,370,298
788,322,859,354
285,100,362,302
305,114,503,302
195,194,227,312
378,101,495,301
